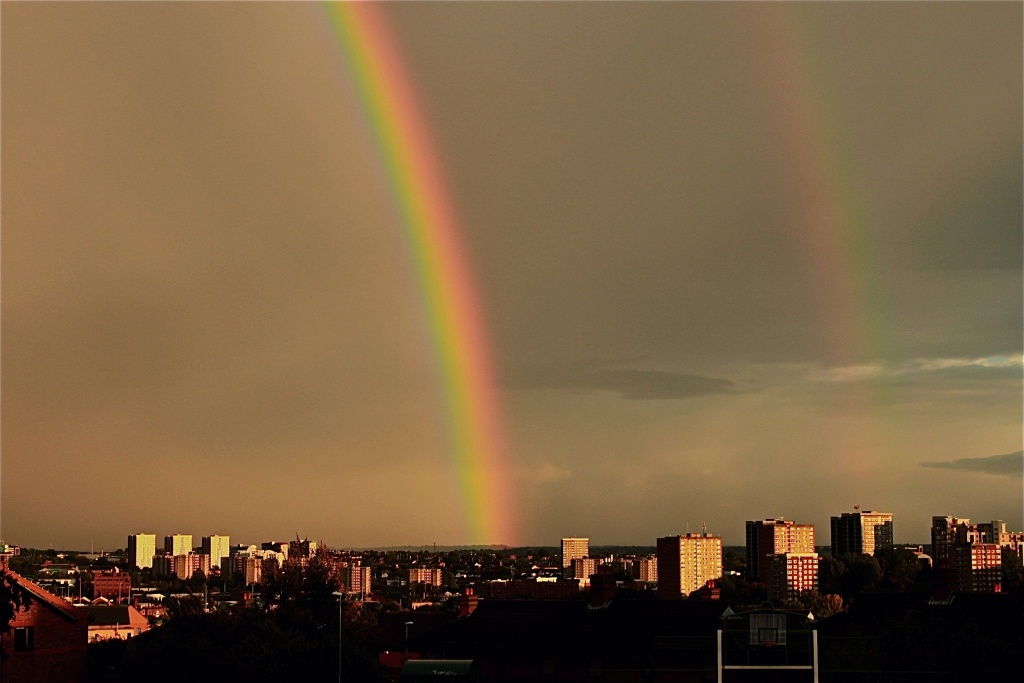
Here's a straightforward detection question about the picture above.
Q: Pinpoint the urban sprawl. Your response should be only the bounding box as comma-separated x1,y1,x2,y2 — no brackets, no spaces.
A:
2,507,1021,682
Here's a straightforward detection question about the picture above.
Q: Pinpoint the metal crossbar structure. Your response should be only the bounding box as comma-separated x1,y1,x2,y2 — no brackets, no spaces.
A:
717,608,818,683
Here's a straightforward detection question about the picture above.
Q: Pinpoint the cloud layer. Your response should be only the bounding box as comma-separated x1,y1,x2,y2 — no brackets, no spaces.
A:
920,451,1023,477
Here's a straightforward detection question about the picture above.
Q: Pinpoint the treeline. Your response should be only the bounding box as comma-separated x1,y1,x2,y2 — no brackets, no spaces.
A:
88,551,387,682
714,546,1024,616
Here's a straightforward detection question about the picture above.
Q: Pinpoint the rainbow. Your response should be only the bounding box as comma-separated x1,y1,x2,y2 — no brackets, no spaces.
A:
321,2,516,545
743,5,896,457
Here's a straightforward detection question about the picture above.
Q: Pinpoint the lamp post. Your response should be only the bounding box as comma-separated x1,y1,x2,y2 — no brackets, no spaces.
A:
404,621,414,659
332,591,346,683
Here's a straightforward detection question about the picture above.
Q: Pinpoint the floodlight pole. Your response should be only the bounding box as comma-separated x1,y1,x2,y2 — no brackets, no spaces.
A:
333,591,346,683
405,620,414,659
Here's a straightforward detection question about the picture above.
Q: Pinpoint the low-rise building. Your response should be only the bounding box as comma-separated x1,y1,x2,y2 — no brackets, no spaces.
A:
81,605,150,642
0,557,87,683
92,569,131,602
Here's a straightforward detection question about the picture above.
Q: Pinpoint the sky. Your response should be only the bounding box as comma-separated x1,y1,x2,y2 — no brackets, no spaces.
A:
2,1,1021,551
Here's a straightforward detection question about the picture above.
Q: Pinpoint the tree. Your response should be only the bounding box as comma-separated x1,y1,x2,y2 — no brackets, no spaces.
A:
840,553,882,597
114,549,386,682
1,572,29,632
794,590,845,618
1,571,30,663
187,568,208,591
817,555,847,596
875,547,921,592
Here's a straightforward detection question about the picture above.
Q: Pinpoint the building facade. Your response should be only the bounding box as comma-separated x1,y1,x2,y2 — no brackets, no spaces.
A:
127,534,156,570
201,535,230,570
164,534,193,557
569,557,599,583
831,509,893,556
949,543,1001,593
745,518,815,582
561,537,590,572
0,558,87,683
91,569,131,602
931,516,1018,593
82,605,150,642
409,568,444,587
342,563,372,596
639,556,658,583
656,533,723,599
767,552,819,601
167,553,211,581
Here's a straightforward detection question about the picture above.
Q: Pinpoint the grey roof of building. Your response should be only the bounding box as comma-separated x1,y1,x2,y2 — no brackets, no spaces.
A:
83,605,132,626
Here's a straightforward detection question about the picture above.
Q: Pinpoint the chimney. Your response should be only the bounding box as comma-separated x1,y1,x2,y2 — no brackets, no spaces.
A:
459,588,478,617
589,566,616,607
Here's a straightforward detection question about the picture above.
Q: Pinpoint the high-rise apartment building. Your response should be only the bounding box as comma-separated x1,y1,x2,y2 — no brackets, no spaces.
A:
409,568,444,587
341,564,372,596
561,537,589,569
767,552,819,601
164,534,193,557
639,556,658,583
930,516,1018,593
656,533,723,599
127,534,156,570
950,543,1001,593
172,553,211,581
570,557,599,582
745,518,815,582
201,535,231,569
831,509,893,556
931,516,967,561
932,516,1024,562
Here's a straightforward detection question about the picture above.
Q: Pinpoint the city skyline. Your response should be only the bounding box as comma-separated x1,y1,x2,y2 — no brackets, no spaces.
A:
2,2,1021,550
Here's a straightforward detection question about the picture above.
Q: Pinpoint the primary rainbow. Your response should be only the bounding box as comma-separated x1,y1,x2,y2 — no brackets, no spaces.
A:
322,2,515,545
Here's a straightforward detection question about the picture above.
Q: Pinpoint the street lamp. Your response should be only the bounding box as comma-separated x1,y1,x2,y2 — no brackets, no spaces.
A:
332,591,346,683
404,620,414,659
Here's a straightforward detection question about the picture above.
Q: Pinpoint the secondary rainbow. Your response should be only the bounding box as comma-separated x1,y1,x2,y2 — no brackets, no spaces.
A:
321,2,515,545
744,5,897,464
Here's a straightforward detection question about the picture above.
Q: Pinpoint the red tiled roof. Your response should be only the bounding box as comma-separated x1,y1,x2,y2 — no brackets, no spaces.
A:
3,570,84,623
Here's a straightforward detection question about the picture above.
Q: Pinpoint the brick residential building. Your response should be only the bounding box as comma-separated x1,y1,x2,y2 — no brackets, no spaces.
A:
1,557,87,683
767,552,820,601
745,518,815,582
931,516,1014,594
91,569,131,602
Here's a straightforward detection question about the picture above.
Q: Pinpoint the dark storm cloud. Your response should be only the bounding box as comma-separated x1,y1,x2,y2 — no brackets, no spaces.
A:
920,451,1023,477
510,360,735,400
894,157,1023,271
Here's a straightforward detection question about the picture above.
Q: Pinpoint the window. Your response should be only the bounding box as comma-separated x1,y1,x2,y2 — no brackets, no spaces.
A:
14,626,34,651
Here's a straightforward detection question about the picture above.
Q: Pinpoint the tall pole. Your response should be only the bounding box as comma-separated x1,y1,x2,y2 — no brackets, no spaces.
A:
333,590,345,683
